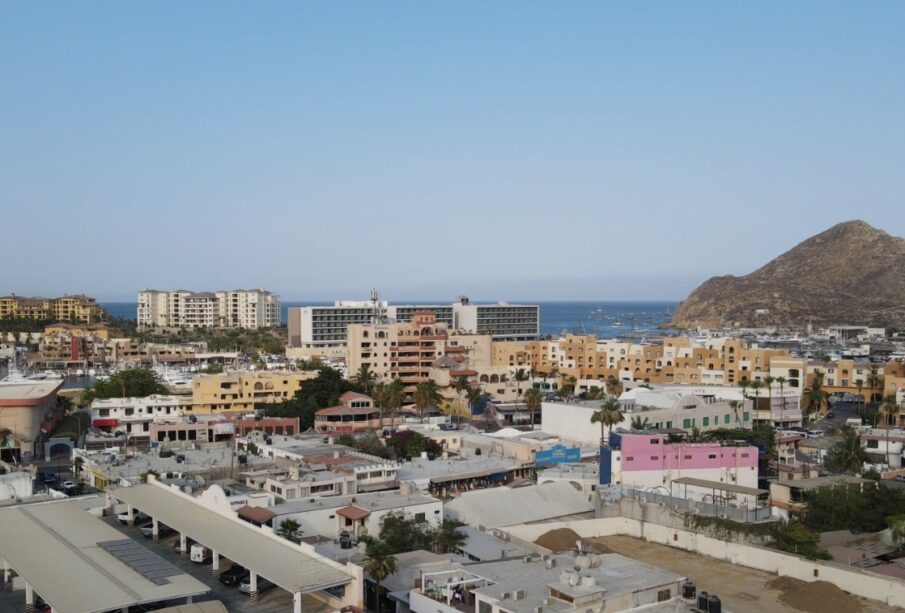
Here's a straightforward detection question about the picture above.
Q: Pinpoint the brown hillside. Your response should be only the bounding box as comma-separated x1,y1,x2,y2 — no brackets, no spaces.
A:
670,220,905,329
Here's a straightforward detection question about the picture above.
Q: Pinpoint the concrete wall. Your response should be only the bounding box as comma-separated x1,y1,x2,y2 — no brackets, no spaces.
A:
504,515,905,609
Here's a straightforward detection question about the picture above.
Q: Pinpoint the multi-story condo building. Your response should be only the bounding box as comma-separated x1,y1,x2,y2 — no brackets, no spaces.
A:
286,293,538,350
190,369,317,413
0,294,107,323
137,289,280,329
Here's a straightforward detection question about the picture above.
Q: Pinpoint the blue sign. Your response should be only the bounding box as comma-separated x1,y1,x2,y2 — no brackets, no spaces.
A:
534,444,581,467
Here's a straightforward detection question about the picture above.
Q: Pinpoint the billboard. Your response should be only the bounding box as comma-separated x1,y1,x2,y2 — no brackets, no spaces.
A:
534,444,581,467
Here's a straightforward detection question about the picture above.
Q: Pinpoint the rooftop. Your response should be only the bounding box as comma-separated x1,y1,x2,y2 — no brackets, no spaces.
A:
0,498,209,613
444,482,594,529
268,489,440,516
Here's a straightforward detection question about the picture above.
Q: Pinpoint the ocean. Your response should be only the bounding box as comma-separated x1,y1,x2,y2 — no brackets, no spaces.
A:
102,301,678,339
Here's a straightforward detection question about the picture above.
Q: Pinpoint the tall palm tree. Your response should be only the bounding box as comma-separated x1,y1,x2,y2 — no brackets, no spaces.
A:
384,379,404,427
360,538,398,613
353,364,376,394
452,376,472,425
465,384,484,418
606,375,620,397
524,388,542,413
630,415,650,431
776,376,787,427
372,382,388,431
868,368,881,405
764,375,776,416
803,371,828,419
729,400,743,427
855,379,865,405
414,381,442,421
880,395,901,468
514,368,528,401
591,398,623,447
825,427,869,475
750,380,763,412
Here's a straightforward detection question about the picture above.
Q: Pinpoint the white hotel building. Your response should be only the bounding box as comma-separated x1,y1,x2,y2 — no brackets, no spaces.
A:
137,289,280,329
287,295,539,350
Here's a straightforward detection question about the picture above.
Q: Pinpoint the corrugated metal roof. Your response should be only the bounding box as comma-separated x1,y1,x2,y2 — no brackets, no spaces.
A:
671,476,767,496
113,483,352,594
0,499,208,613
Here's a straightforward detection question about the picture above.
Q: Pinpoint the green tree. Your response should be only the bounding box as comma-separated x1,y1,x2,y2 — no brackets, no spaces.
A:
384,379,405,426
83,367,168,402
524,388,541,412
728,400,743,427
265,367,358,428
880,395,901,467
629,416,650,431
514,368,528,401
413,381,441,421
72,456,84,480
772,521,830,560
824,427,869,474
453,376,472,425
276,518,302,543
803,371,829,419
386,430,439,461
353,364,376,394
591,398,623,446
888,515,905,553
377,512,433,553
359,537,398,613
803,483,905,533
466,384,484,417
606,375,621,397
432,520,468,554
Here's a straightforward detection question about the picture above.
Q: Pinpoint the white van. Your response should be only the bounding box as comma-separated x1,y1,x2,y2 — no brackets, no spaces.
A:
190,544,212,564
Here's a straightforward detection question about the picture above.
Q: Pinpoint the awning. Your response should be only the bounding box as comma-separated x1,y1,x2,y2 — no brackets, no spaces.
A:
92,419,119,427
336,505,371,521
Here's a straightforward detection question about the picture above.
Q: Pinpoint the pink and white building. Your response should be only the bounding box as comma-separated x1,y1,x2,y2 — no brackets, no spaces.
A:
600,433,760,506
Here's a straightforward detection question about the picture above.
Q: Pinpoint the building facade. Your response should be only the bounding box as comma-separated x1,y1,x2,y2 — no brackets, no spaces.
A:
190,370,317,413
137,289,280,329
0,294,107,323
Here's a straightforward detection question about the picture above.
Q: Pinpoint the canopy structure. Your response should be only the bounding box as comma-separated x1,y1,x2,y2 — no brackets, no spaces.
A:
0,499,208,613
113,483,353,595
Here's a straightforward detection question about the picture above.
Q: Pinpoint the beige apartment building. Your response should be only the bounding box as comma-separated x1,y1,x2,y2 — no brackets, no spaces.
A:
137,289,280,329
190,369,317,413
0,294,107,323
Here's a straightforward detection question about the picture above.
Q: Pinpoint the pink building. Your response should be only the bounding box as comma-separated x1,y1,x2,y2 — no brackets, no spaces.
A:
602,433,760,505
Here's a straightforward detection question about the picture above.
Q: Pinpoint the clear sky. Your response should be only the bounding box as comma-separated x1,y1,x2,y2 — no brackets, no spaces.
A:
2,2,904,301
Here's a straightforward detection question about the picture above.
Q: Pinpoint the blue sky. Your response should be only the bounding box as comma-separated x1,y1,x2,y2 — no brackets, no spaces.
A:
2,2,904,301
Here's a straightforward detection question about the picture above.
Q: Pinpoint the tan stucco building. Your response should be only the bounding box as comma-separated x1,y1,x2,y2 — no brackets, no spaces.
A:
0,294,107,323
190,370,317,414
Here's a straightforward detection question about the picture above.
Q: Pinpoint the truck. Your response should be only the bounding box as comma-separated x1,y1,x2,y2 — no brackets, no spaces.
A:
190,543,212,564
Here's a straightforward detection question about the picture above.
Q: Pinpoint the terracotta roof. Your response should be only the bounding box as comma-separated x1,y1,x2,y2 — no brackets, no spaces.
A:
449,369,478,377
336,505,371,521
237,505,276,524
339,391,372,402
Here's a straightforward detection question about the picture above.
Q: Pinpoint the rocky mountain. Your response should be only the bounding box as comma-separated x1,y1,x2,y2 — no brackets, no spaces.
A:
670,220,905,330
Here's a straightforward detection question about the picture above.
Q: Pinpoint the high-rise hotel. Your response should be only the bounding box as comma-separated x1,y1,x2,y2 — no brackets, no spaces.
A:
287,293,539,350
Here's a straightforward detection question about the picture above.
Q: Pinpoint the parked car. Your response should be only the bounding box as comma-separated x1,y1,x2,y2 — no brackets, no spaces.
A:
239,577,275,594
141,524,174,539
190,544,212,564
40,471,57,485
117,511,148,524
219,564,249,586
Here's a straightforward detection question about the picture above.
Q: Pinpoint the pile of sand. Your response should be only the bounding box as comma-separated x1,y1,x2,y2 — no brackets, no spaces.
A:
767,577,861,613
534,529,611,554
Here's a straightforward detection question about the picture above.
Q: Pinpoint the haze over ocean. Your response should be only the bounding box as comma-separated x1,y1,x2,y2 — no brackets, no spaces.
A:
102,301,678,339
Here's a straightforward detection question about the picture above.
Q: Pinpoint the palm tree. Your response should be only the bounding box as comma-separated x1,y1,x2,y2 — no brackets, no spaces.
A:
384,379,404,427
361,537,398,613
353,364,376,394
880,395,901,468
803,372,828,420
729,400,743,427
776,376,787,427
606,375,620,397
629,416,650,431
591,398,623,447
514,368,528,401
414,381,441,421
524,388,542,413
371,381,387,430
452,376,472,426
750,380,763,412
465,384,484,418
868,368,881,405
276,518,302,543
764,375,776,418
855,379,865,405
72,456,84,481
825,427,869,475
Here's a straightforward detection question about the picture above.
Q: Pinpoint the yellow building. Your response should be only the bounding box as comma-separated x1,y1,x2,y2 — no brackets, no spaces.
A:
0,294,107,323
190,370,317,413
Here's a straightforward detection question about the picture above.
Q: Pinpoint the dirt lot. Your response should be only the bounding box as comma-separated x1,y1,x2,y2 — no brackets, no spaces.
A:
590,535,900,613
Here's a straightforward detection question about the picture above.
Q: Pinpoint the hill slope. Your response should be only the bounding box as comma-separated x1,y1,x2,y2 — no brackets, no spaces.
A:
670,220,905,329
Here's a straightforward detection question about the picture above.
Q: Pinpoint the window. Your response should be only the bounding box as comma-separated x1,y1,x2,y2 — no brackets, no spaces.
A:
703,417,709,427
725,414,731,424
650,439,660,445
743,412,750,421
414,512,426,522
625,456,634,462
708,454,717,459
683,419,692,429
650,456,659,461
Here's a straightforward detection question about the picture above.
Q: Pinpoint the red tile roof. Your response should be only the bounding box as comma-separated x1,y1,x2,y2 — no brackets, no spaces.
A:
237,505,276,524
339,391,372,402
336,505,371,521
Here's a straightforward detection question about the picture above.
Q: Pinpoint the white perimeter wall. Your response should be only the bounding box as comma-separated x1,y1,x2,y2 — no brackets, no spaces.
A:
503,517,905,609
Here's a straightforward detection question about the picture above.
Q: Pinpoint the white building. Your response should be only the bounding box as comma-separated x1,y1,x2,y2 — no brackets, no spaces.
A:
268,488,443,540
90,395,192,438
286,293,538,349
0,460,34,502
542,390,754,446
137,289,280,329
